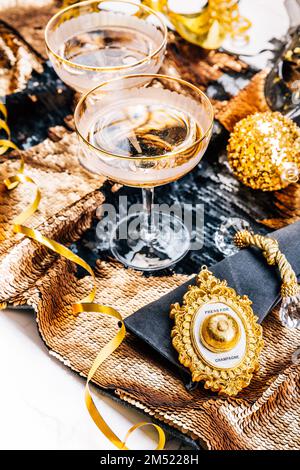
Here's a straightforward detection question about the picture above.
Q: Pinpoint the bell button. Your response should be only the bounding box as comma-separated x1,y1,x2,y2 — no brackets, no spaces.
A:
200,313,241,353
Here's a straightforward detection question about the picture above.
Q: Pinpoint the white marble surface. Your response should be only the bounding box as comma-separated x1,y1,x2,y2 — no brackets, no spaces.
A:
0,307,183,450
222,0,289,63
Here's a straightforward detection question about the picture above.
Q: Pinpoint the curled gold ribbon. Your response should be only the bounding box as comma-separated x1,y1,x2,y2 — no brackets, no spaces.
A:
144,0,251,49
14,225,165,450
0,103,165,450
0,103,19,157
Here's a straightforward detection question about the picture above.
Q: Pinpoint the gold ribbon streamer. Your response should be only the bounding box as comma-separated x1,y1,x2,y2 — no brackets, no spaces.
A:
0,103,165,450
143,0,251,49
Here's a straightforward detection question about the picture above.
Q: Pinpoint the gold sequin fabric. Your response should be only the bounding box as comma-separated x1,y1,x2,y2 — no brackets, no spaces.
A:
0,134,299,449
0,1,299,449
0,1,57,60
227,111,300,191
0,128,105,306
0,18,43,95
31,260,300,450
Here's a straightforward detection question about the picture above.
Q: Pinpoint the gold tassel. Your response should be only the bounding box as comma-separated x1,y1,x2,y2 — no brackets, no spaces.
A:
234,230,300,329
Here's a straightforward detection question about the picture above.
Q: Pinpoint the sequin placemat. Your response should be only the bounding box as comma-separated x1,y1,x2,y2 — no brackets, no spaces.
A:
0,0,299,450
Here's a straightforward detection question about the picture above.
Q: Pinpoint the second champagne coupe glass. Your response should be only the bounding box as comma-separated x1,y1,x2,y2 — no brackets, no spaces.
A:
45,0,167,93
75,74,214,271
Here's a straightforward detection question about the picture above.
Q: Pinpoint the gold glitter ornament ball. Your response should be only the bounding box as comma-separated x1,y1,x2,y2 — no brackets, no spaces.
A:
227,111,300,191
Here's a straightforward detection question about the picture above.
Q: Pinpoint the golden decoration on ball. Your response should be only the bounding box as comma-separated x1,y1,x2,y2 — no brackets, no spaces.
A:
227,111,300,191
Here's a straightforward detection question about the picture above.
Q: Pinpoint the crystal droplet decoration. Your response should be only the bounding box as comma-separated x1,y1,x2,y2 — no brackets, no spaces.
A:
215,217,251,256
292,347,300,365
279,293,300,329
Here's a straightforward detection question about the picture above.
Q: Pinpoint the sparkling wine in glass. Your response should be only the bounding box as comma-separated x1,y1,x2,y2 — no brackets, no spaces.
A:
45,0,167,93
75,74,214,271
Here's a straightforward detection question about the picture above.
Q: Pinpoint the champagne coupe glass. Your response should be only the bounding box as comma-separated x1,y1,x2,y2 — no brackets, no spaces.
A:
45,0,167,93
75,74,214,271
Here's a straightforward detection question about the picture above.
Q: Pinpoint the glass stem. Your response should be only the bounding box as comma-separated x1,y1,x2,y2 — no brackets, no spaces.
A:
141,187,158,243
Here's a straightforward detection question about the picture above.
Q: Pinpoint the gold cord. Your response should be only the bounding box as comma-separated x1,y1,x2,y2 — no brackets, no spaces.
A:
234,230,299,298
0,103,165,450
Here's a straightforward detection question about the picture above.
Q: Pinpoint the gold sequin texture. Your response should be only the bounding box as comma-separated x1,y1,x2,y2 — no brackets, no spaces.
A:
227,111,300,191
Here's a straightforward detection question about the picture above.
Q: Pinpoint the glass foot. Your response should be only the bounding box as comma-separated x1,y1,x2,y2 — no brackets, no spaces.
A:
110,212,190,271
215,217,251,256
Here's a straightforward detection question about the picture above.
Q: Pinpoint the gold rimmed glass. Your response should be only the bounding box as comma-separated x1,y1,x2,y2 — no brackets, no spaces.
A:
45,0,167,93
75,74,214,271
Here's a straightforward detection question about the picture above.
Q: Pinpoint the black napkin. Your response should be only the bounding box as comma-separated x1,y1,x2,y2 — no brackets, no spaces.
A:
125,221,300,383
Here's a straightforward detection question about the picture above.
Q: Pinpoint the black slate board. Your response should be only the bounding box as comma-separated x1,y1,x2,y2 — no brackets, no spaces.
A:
124,221,300,385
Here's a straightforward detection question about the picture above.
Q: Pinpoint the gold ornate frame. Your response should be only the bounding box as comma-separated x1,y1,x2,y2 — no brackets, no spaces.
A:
170,268,264,396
